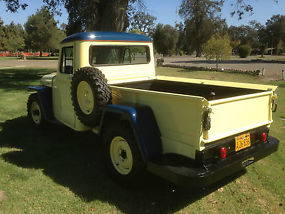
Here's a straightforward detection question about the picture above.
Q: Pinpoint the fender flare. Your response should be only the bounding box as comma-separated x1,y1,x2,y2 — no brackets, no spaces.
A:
100,104,162,162
28,86,54,121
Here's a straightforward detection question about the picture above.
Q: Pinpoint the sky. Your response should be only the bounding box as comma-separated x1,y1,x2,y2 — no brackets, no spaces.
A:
0,0,285,27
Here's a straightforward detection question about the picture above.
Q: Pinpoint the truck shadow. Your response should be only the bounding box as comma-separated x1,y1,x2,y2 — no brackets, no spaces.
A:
0,68,54,91
0,117,245,214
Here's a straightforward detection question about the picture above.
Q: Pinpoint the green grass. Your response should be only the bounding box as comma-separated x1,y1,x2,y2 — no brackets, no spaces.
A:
0,56,58,61
0,67,284,214
0,57,19,60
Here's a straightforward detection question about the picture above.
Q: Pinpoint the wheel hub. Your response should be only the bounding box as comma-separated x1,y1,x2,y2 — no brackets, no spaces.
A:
110,136,133,175
31,101,41,124
77,81,94,115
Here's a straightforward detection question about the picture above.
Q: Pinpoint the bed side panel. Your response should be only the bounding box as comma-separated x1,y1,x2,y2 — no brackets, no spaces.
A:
111,86,206,159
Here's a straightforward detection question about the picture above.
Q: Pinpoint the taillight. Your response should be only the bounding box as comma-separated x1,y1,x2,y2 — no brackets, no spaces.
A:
261,132,268,142
220,147,227,159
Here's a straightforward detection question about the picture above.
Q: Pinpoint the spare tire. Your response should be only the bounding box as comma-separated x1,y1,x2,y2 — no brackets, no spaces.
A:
71,67,111,126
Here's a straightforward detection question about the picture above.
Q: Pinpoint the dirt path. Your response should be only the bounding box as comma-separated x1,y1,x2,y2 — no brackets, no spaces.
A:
163,56,285,81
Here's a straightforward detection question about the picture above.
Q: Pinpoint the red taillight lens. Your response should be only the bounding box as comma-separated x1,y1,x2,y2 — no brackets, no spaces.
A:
261,132,268,142
220,147,227,159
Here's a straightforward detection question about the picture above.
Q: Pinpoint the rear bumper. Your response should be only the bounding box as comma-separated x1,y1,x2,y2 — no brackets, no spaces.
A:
147,136,279,188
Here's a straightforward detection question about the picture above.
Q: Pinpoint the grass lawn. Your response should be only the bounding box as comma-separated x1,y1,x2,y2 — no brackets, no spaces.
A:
0,56,58,61
0,57,19,61
0,67,284,214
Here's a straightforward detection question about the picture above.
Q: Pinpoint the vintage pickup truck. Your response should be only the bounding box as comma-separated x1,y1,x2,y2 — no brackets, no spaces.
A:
27,31,279,187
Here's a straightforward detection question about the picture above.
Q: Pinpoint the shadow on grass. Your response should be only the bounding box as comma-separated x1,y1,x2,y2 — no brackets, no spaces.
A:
0,68,54,91
0,117,245,213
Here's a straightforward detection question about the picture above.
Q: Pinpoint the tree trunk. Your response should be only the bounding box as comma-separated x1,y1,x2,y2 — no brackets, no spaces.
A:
65,0,130,35
196,46,202,57
95,0,129,31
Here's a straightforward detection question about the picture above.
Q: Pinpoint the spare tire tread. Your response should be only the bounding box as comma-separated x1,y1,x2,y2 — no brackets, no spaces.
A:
71,67,111,126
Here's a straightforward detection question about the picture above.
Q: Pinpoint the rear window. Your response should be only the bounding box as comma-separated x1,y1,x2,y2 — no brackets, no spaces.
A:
89,45,150,66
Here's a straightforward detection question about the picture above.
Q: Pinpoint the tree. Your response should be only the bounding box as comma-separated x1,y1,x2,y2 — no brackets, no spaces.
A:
64,0,132,34
0,0,27,12
179,0,222,57
228,20,270,55
202,34,232,69
266,15,285,55
0,0,141,34
0,18,6,51
175,22,187,55
153,24,178,56
238,45,251,58
0,0,280,34
185,17,227,57
4,22,25,52
25,7,65,55
128,8,156,36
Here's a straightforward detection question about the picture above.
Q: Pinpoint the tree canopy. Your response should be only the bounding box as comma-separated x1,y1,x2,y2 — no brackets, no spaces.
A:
128,8,156,36
24,7,65,54
0,0,278,34
179,0,224,57
153,24,178,56
202,34,232,69
4,22,25,52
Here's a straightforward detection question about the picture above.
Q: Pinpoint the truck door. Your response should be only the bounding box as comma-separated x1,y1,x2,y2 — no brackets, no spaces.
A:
53,46,75,128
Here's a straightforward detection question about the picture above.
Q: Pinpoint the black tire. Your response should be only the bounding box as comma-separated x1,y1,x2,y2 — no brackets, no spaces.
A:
71,67,111,126
27,93,46,127
103,122,145,186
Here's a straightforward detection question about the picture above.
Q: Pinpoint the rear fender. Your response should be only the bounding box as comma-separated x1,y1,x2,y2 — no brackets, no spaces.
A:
100,104,162,162
28,86,54,121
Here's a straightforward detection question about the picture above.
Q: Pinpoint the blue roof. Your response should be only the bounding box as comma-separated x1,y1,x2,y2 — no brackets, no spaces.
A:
61,31,152,44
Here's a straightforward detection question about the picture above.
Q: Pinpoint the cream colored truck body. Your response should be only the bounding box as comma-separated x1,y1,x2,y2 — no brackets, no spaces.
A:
44,36,277,160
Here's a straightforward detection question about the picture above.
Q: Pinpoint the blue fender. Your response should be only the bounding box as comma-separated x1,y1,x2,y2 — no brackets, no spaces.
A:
28,86,55,121
100,104,162,161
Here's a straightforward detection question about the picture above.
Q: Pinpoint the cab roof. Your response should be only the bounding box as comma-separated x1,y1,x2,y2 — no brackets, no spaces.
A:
61,31,152,44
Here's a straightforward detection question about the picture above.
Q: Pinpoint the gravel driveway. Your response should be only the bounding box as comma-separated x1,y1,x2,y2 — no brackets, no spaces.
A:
1,57,285,81
163,56,285,81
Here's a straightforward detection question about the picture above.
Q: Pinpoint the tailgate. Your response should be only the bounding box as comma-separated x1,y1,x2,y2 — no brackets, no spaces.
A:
204,91,274,143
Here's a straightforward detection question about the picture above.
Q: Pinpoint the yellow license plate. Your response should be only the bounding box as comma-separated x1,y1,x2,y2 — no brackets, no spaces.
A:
235,133,251,152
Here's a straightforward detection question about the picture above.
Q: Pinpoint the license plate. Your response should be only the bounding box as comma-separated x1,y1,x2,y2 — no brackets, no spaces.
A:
235,133,251,152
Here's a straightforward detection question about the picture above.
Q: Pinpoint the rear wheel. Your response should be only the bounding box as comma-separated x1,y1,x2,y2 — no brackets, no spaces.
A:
27,93,45,127
103,122,145,185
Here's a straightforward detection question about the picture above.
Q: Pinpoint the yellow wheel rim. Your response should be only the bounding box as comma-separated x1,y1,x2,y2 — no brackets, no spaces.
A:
110,136,133,175
31,101,41,124
77,81,94,115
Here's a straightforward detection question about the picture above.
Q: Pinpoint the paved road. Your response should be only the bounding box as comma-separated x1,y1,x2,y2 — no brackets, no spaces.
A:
0,59,57,69
163,56,285,81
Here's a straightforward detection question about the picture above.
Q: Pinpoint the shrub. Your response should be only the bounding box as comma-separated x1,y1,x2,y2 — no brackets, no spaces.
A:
238,45,252,58
202,34,232,70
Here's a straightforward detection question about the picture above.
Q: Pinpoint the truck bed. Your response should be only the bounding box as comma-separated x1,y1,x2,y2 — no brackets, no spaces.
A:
114,79,263,101
112,78,274,147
